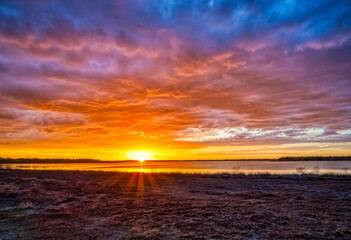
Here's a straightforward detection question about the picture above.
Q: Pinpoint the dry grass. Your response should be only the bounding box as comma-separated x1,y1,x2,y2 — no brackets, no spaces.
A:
0,169,350,239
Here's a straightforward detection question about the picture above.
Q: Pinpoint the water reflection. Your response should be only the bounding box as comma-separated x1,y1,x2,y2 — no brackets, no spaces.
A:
0,160,350,174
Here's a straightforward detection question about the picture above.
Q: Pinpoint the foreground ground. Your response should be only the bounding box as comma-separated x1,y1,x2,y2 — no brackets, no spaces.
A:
0,170,350,239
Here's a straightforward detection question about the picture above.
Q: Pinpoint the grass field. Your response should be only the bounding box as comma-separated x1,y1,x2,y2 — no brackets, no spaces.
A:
0,169,350,239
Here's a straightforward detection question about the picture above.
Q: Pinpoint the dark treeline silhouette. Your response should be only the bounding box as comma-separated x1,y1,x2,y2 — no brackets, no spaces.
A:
0,158,102,164
277,156,351,161
0,156,350,164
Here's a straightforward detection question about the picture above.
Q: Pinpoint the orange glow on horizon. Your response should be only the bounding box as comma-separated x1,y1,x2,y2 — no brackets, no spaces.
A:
1,1,351,161
126,151,154,162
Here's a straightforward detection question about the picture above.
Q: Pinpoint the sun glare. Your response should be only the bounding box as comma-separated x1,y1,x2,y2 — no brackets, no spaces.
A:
126,151,153,162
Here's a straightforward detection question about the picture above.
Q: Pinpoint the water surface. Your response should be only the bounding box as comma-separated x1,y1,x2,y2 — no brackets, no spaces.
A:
1,160,351,174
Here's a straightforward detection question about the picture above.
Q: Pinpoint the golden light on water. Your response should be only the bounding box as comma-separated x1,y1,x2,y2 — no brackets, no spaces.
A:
126,151,154,162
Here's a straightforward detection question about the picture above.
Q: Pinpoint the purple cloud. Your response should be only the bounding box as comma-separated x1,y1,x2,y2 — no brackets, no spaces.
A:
0,0,351,157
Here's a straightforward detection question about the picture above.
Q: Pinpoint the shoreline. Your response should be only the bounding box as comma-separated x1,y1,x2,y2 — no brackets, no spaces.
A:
1,159,350,176
1,169,350,239
0,167,350,176
1,157,351,164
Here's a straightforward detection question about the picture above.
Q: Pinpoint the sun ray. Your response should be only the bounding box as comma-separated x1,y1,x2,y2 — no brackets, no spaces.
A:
137,173,144,195
126,172,138,190
104,172,127,187
146,173,161,194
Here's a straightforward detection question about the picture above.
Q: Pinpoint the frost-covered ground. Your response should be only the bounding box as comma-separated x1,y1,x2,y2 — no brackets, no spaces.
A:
0,170,350,239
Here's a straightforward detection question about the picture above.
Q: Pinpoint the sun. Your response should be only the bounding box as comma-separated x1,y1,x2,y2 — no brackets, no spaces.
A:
126,151,154,162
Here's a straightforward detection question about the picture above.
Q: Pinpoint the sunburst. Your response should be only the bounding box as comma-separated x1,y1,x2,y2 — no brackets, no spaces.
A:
126,151,154,162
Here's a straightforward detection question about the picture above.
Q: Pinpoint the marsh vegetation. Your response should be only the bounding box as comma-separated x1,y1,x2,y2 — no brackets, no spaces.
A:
0,169,350,239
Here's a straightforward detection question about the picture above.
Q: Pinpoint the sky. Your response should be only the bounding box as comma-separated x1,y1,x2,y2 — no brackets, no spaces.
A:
0,0,351,160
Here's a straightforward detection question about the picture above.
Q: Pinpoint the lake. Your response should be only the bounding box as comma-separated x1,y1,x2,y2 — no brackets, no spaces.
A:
1,160,350,174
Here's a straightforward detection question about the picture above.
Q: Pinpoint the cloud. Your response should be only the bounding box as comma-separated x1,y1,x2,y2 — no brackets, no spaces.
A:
175,127,351,143
0,0,350,158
